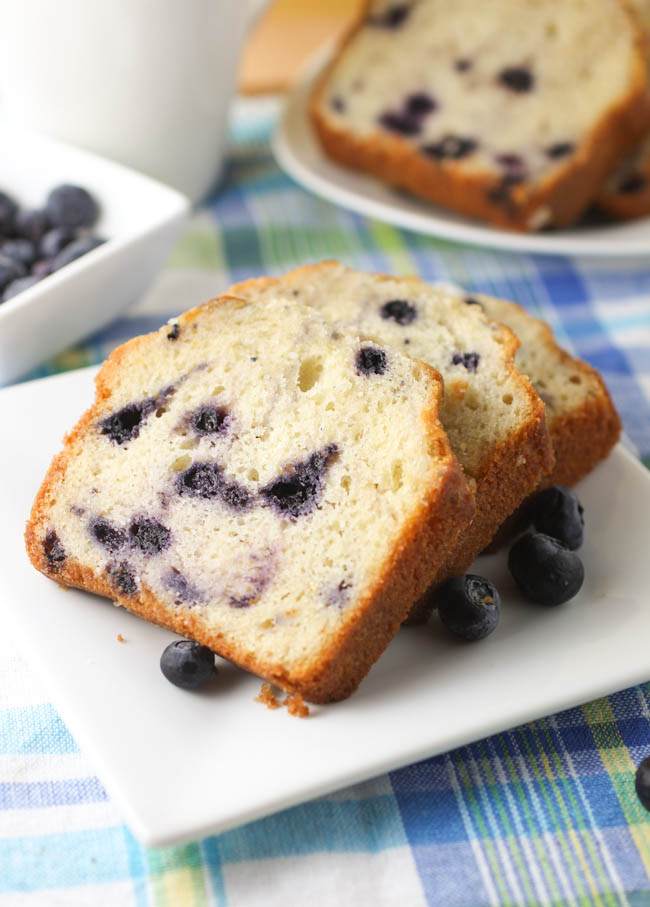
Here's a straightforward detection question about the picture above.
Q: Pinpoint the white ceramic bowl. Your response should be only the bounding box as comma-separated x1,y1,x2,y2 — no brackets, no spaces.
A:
0,123,189,385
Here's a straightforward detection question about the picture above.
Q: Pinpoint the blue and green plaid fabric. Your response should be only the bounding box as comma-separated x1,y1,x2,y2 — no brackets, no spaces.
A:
2,101,650,906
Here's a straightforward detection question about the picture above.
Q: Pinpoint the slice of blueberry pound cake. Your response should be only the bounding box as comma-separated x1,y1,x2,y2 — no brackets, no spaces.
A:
464,292,621,489
25,295,474,703
230,263,554,615
310,0,650,231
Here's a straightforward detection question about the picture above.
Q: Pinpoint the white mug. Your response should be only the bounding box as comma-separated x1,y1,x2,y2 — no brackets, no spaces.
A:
0,0,267,203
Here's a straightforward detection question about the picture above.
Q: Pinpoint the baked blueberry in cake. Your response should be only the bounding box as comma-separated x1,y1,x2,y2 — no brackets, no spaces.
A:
310,0,650,230
25,294,474,702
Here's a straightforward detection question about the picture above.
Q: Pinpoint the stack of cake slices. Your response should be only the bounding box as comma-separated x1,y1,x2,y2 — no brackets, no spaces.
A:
310,0,650,230
26,264,620,702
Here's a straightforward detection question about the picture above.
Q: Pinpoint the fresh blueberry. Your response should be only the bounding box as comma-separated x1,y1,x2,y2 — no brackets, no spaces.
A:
370,4,410,27
15,208,51,244
128,517,171,555
100,399,156,445
190,404,229,437
0,254,27,292
508,532,584,605
498,66,534,92
380,298,417,325
40,227,76,259
378,111,421,136
52,234,104,270
436,574,500,641
422,135,477,160
107,561,138,596
356,346,388,375
90,517,125,552
43,530,66,571
528,485,584,550
46,184,99,230
260,444,338,519
1,239,36,267
547,142,575,159
635,755,650,811
31,259,54,279
405,93,437,117
160,640,216,690
2,275,41,302
0,191,18,235
451,351,480,372
619,173,646,194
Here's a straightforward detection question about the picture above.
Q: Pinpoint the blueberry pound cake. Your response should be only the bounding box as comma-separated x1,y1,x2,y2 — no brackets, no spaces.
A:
311,0,650,231
25,295,474,703
230,263,555,615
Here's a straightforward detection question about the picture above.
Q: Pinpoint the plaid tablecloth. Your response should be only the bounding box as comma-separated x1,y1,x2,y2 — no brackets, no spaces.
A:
2,100,650,906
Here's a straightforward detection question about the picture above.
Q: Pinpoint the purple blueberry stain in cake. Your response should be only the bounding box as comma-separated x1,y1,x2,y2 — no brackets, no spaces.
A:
228,549,275,608
369,4,411,28
128,517,171,555
452,351,480,372
261,444,339,520
166,567,202,605
189,404,229,437
90,517,126,552
455,58,472,72
546,142,575,159
378,111,421,136
421,135,477,160
380,298,417,325
355,346,388,376
43,529,66,571
495,153,527,179
498,66,534,93
465,296,484,310
167,323,180,341
100,398,157,445
330,96,345,113
176,461,253,511
405,93,437,117
107,561,138,596
324,578,352,607
619,173,646,194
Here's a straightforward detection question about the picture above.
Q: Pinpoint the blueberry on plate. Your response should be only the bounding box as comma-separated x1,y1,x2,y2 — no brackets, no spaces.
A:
46,184,99,230
160,640,216,690
635,755,650,811
529,485,584,550
436,574,501,641
508,532,584,605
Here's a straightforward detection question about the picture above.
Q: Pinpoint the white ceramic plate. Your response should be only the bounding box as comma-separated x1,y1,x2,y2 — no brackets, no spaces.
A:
2,366,649,847
0,123,189,386
273,56,650,258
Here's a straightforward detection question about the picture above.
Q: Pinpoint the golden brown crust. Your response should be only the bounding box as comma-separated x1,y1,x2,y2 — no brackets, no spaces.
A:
25,296,475,704
309,3,650,232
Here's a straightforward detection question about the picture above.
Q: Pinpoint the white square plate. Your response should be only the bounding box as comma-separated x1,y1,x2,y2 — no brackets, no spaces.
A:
1,366,649,847
273,53,650,259
0,123,189,385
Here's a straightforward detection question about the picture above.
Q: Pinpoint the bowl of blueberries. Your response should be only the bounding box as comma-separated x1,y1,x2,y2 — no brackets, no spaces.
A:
0,123,189,385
